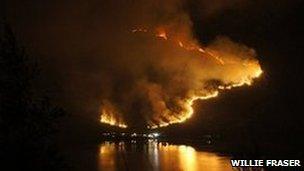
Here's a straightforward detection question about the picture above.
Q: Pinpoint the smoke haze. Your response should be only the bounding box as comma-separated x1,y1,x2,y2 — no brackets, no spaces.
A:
6,0,262,129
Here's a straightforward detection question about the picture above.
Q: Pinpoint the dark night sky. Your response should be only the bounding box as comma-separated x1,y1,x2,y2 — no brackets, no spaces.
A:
2,0,304,143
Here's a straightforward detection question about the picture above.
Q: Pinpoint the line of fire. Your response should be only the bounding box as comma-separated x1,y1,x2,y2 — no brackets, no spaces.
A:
100,27,263,130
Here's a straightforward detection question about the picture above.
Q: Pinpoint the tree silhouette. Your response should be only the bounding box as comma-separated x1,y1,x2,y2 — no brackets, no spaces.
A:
0,21,67,170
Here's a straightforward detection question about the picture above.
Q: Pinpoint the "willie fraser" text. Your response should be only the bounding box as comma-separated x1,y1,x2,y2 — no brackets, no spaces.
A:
230,160,301,167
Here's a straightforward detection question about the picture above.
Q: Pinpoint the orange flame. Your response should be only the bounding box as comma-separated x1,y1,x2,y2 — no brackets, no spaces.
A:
99,102,127,128
100,27,263,129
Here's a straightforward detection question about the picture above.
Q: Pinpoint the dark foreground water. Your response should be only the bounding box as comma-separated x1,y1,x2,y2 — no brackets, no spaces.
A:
99,141,232,171
65,140,234,171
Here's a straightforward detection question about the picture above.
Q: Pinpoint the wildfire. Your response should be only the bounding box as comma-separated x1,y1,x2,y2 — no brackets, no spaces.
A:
135,28,226,65
147,61,262,129
100,115,127,128
99,102,127,128
99,27,263,129
148,91,220,129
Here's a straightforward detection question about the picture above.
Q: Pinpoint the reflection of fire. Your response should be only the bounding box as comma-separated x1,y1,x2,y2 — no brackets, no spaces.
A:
99,141,232,171
100,27,263,129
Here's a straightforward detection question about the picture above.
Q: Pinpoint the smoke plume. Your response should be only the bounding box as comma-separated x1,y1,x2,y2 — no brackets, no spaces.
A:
97,0,262,128
6,0,262,129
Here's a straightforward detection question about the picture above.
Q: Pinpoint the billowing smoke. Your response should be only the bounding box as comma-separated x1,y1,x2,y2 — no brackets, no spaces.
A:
6,0,262,129
97,0,262,128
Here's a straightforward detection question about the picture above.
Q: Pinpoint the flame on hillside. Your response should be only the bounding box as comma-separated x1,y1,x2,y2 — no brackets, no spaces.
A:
100,27,262,129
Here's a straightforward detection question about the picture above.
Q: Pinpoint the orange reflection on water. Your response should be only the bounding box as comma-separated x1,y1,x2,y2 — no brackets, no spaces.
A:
158,144,232,171
99,142,117,171
98,142,127,171
98,141,233,171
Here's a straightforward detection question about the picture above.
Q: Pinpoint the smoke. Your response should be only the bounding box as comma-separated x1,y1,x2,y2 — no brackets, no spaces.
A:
96,0,262,128
6,0,262,129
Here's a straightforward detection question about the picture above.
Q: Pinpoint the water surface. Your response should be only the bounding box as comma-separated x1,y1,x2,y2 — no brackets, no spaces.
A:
98,140,233,171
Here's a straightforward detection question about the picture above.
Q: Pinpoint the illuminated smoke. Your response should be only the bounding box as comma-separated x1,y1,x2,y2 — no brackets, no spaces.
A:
99,0,262,129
